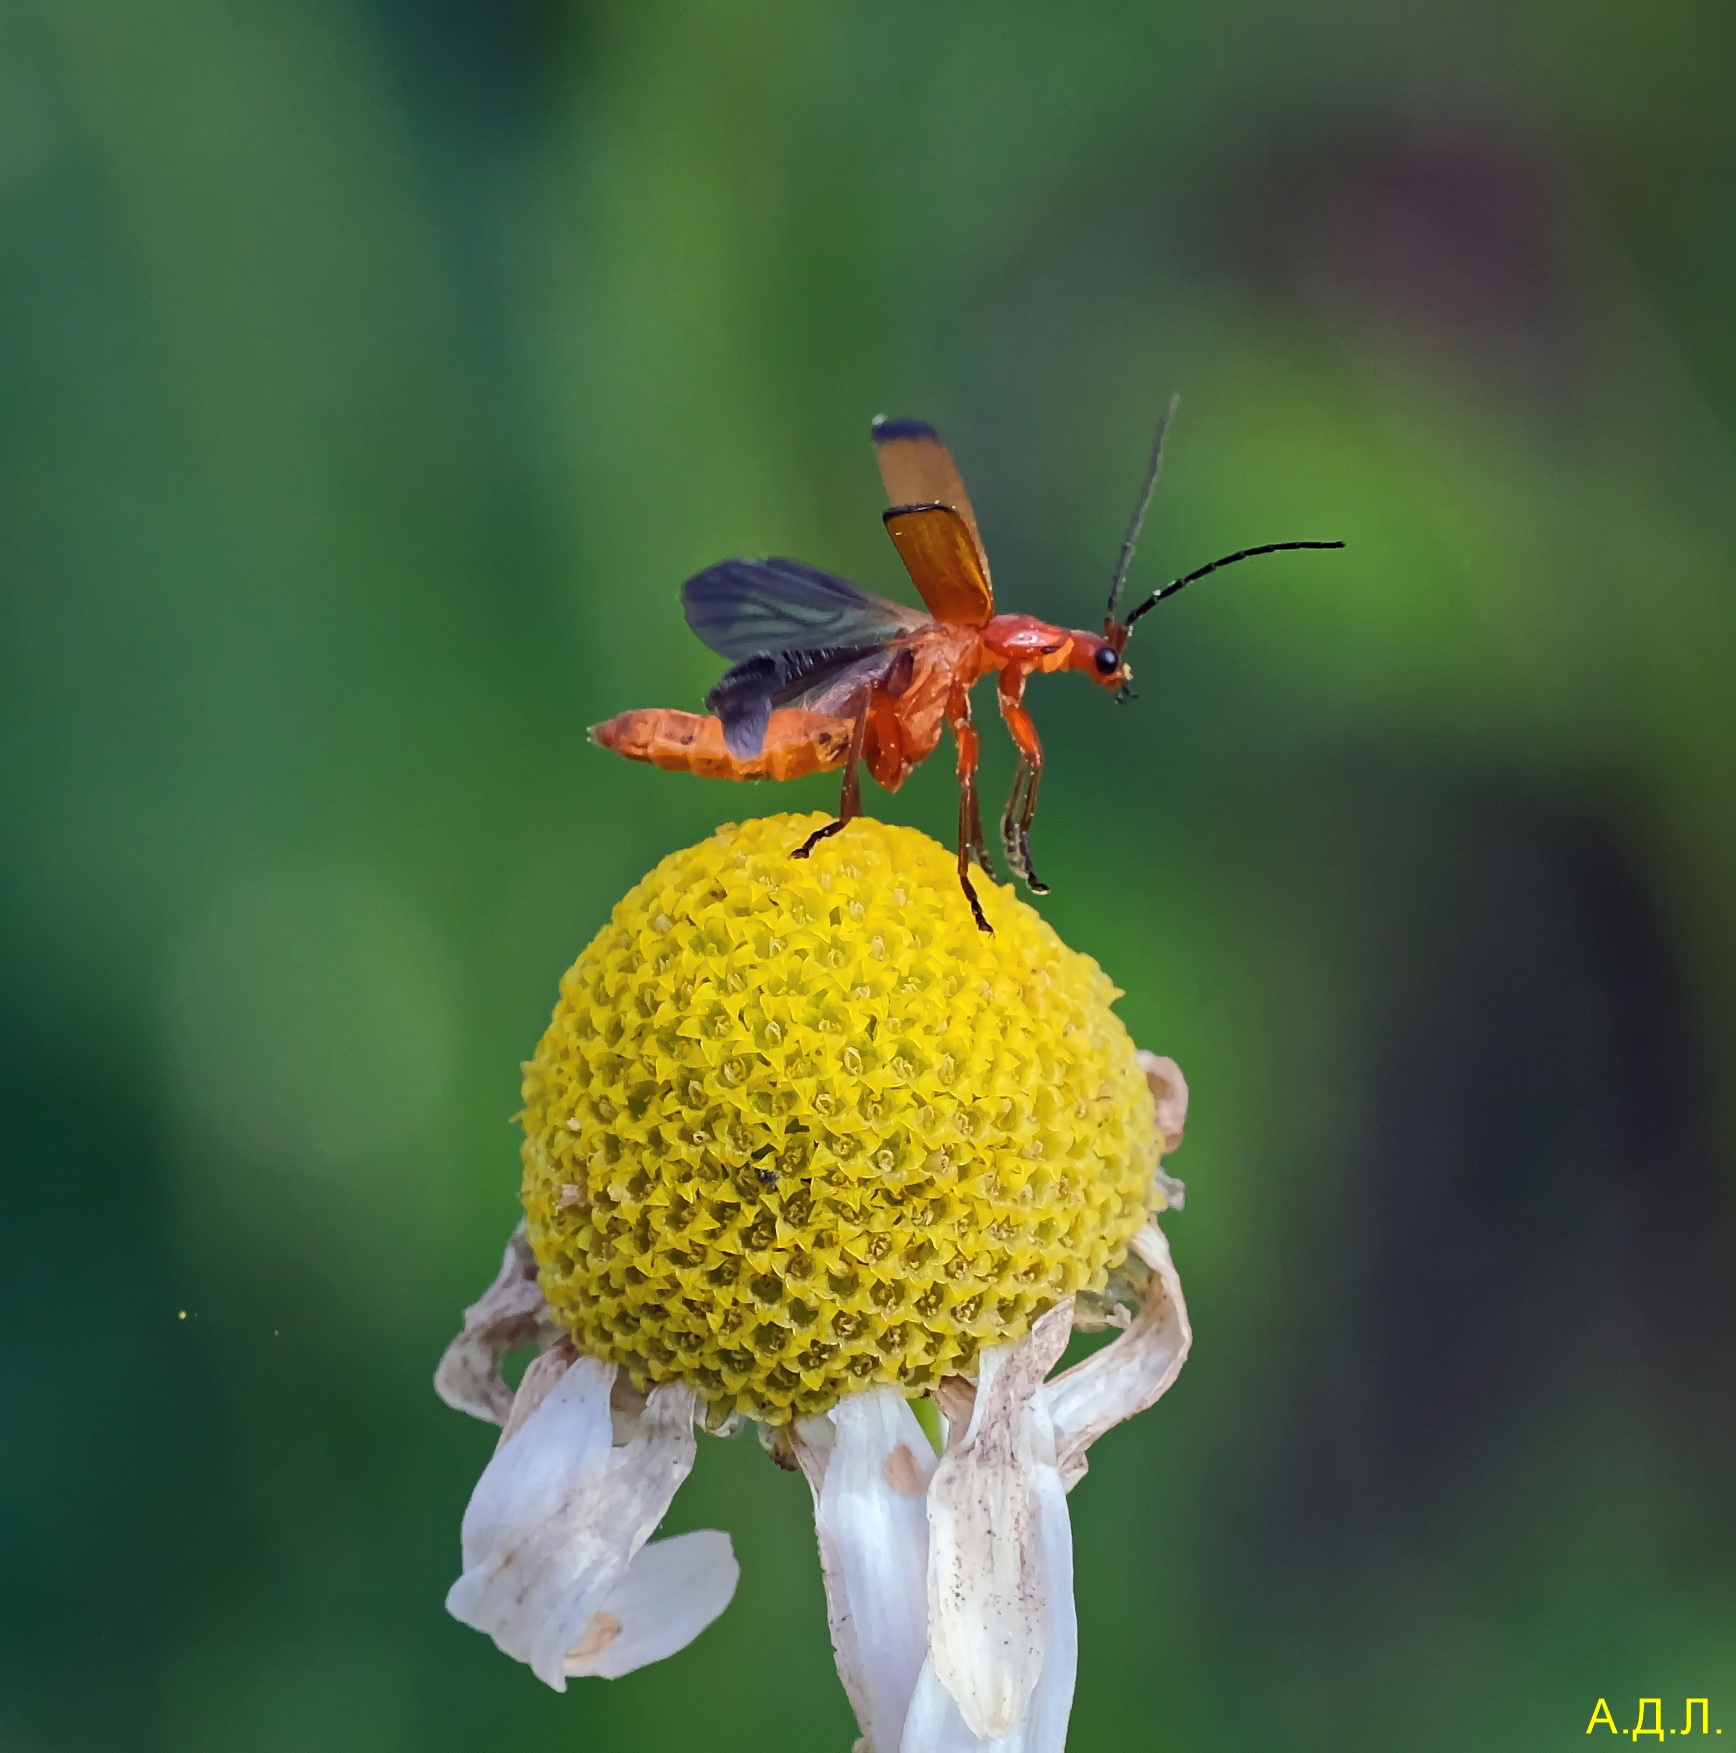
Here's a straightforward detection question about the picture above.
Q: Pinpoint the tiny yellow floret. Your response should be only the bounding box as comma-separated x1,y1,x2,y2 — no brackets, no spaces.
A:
521,814,1156,1420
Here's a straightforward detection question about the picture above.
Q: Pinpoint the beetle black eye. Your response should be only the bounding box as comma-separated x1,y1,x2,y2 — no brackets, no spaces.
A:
1093,645,1119,676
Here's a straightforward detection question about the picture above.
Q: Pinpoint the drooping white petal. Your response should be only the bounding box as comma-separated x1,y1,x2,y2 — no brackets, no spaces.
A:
446,1353,703,1689
900,1393,1075,1753
1136,1051,1189,1210
1038,1221,1191,1493
922,1300,1073,1740
790,1416,874,1736
563,1529,739,1679
434,1224,556,1425
498,1339,577,1446
1012,1434,1076,1753
452,1352,611,1592
1136,1050,1188,1152
900,1664,982,1753
794,1387,936,1753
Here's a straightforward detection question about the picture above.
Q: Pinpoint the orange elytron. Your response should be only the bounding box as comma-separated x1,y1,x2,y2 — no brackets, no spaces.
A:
593,401,1342,930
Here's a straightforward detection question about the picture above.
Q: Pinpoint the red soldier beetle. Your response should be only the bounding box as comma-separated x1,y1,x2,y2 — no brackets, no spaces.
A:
592,399,1342,931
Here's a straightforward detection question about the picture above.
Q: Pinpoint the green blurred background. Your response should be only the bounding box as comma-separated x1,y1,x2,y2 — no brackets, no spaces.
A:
5,1,1736,1748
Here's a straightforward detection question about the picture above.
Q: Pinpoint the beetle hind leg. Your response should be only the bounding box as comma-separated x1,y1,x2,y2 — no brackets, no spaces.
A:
794,817,847,858
792,708,867,859
956,790,993,933
964,766,995,878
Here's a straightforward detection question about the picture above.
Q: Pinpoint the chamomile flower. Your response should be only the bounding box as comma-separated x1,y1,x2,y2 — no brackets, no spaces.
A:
437,815,1191,1749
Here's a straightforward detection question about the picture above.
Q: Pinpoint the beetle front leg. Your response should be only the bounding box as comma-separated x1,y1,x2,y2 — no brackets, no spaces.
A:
996,670,1049,895
1001,763,1034,881
948,685,993,933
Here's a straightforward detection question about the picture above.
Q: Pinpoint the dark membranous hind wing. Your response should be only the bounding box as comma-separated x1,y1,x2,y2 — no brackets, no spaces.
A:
682,556,927,663
706,643,902,761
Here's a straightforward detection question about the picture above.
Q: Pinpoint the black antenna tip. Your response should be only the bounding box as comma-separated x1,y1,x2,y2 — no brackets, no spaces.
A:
1121,537,1346,630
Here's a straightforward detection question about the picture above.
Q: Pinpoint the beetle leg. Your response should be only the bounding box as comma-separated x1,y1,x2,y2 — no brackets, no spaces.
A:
948,684,993,933
793,703,868,859
948,687,995,878
996,671,1049,895
1001,762,1030,876
1015,761,1046,893
965,762,994,879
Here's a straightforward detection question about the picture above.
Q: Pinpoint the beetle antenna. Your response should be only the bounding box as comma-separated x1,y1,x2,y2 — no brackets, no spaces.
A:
1122,540,1345,630
1105,392,1180,629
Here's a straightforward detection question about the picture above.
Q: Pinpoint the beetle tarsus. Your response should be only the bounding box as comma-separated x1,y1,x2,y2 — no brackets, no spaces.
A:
956,805,995,933
1017,828,1049,895
793,817,849,859
958,857,993,934
1001,761,1050,895
792,708,868,862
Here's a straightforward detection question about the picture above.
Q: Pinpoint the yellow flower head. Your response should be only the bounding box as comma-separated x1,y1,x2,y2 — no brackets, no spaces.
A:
519,813,1158,1421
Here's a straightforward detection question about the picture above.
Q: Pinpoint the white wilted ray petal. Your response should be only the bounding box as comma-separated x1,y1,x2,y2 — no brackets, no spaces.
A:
923,1301,1074,1739
789,1416,875,1736
498,1341,578,1446
1137,1051,1188,1210
1039,1221,1192,1492
564,1531,739,1679
794,1387,936,1753
1136,1051,1188,1153
446,1355,704,1689
1011,1429,1076,1753
898,1486,1075,1753
450,1355,611,1635
900,1361,1077,1753
434,1224,555,1426
900,1667,982,1753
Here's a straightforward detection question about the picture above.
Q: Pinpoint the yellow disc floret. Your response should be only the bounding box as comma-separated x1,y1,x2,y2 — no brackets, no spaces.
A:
520,813,1157,1421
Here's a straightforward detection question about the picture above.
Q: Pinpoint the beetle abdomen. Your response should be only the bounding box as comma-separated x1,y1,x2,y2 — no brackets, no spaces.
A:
591,708,854,782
